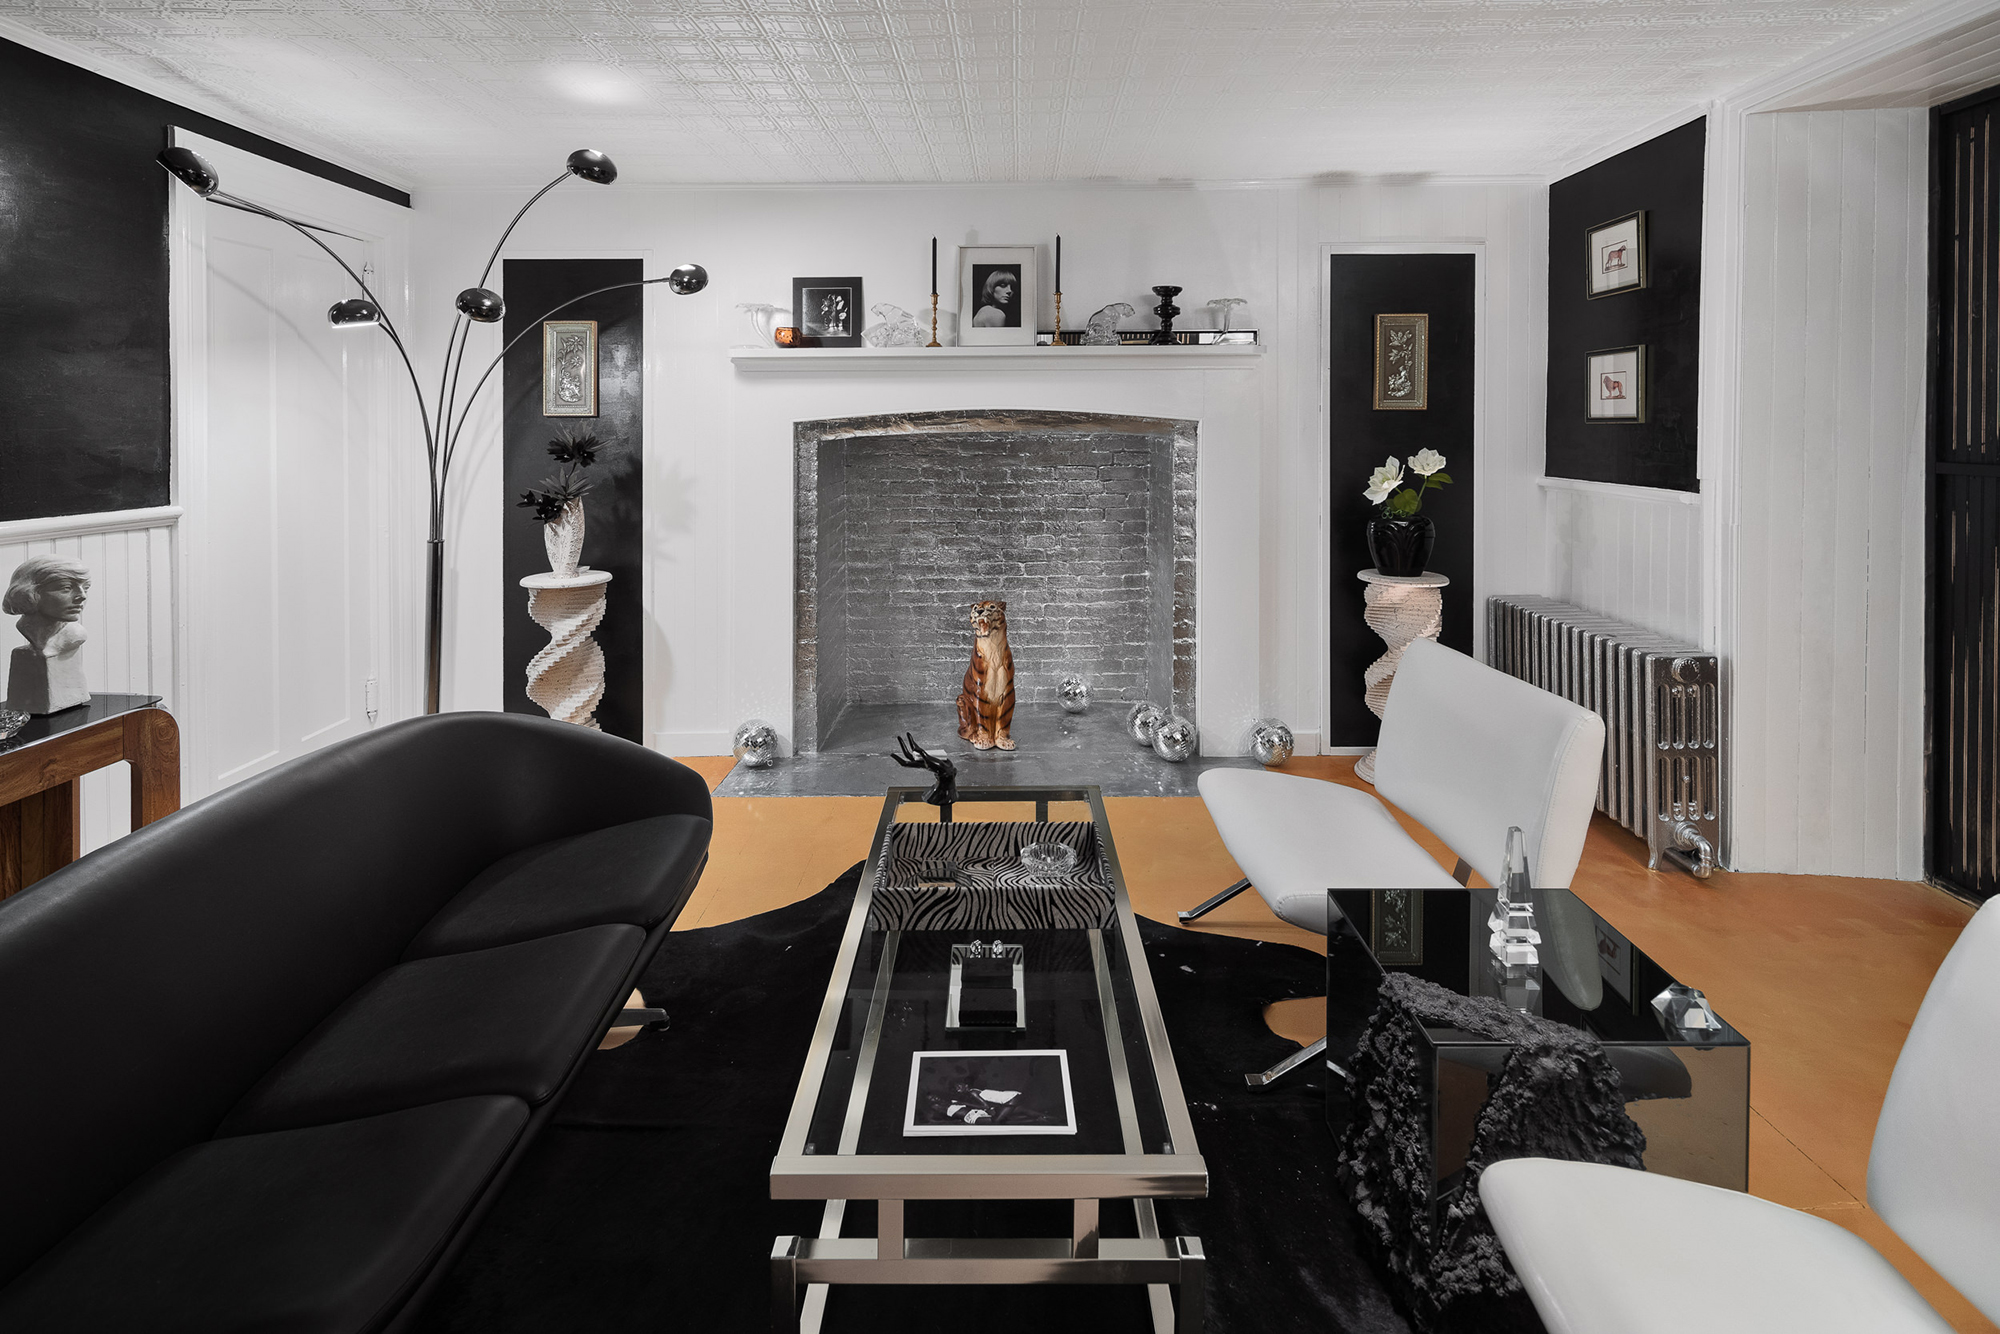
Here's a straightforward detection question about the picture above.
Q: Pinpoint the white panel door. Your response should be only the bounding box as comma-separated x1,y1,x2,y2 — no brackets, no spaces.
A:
184,177,383,793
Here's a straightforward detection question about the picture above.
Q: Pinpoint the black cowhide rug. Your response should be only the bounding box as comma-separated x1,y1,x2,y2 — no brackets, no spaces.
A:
411,865,1432,1334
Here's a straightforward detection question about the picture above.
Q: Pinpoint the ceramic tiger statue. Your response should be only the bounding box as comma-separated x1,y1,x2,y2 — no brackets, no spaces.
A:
955,599,1016,751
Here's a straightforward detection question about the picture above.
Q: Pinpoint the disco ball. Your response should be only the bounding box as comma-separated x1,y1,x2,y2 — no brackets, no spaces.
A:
1127,702,1166,746
732,718,778,769
1251,718,1295,767
1058,675,1091,713
1152,714,1198,762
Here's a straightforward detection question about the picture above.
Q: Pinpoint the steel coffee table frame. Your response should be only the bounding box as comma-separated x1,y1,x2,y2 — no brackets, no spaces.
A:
770,785,1208,1333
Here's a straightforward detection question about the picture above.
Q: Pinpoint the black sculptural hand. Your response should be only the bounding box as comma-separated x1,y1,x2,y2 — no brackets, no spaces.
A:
892,732,958,821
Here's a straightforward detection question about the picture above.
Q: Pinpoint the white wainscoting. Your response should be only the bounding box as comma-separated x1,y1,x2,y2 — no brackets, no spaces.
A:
1541,477,1705,646
0,507,181,855
1730,108,1928,880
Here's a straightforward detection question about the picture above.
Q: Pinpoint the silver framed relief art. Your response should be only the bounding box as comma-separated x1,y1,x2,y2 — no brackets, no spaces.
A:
541,320,598,417
1586,210,1647,298
1373,313,1428,410
1586,344,1646,422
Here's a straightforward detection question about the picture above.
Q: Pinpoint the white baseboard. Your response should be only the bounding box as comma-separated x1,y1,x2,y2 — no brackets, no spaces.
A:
654,729,736,757
1320,744,1374,755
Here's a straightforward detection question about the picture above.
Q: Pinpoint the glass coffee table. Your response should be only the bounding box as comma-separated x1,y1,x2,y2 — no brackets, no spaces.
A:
770,785,1207,1333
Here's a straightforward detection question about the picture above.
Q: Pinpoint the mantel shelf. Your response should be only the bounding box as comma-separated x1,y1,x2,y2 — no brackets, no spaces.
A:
729,344,1264,371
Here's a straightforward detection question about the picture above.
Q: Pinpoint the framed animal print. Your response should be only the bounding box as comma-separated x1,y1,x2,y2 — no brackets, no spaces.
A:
1586,345,1646,422
957,245,1037,346
542,320,597,417
1373,313,1429,410
792,276,864,348
1586,211,1647,298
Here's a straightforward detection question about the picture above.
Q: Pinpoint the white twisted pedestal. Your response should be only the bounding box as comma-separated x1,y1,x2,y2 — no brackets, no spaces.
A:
1355,568,1449,785
521,569,612,730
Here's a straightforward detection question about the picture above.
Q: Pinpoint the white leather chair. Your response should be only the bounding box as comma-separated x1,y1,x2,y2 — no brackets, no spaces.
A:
1189,637,1606,1083
1479,896,2000,1334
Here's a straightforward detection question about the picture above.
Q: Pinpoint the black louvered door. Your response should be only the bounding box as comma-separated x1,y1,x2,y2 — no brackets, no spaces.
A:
1931,88,2000,901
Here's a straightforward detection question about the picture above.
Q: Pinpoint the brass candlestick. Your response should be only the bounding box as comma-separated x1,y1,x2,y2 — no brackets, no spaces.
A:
1053,291,1065,347
928,293,941,347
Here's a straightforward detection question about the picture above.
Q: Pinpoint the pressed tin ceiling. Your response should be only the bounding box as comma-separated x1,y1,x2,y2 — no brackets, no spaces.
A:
2,0,1922,188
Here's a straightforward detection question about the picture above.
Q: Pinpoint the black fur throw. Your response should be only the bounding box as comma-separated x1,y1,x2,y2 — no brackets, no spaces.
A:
1335,970,1647,1331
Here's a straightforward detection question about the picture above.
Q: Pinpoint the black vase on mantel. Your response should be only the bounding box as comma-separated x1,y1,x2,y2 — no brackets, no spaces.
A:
1150,286,1182,345
1367,516,1434,577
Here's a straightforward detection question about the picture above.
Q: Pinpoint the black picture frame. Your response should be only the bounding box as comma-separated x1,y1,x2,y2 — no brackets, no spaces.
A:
792,275,864,347
1584,210,1647,299
1585,344,1647,423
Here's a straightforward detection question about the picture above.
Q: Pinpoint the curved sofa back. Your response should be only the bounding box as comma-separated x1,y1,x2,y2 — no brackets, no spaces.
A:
0,711,711,1284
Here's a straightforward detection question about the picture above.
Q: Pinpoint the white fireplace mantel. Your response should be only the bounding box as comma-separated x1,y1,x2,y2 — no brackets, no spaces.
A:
730,345,1264,372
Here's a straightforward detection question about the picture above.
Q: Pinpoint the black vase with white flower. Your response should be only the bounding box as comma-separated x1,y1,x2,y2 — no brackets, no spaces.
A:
516,431,604,577
1363,449,1453,577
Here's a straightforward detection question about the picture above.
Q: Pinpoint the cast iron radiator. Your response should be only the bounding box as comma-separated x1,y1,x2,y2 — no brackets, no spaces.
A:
1485,595,1721,877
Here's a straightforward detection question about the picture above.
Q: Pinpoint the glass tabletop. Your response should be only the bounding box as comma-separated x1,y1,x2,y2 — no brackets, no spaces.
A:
773,786,1204,1201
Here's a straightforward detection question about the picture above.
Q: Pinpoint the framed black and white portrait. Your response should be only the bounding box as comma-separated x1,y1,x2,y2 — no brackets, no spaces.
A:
791,275,864,347
957,245,1037,346
1585,211,1646,298
1586,345,1646,422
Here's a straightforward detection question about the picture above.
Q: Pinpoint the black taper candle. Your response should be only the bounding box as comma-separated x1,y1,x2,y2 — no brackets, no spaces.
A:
1055,234,1062,290
931,236,937,295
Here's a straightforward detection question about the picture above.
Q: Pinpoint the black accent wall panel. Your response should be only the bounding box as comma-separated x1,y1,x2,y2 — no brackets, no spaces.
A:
1545,117,1705,492
1327,253,1477,747
502,259,644,743
0,38,407,522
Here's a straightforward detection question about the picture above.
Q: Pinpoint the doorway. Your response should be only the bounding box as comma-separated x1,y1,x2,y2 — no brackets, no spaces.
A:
170,132,409,799
1326,253,1477,748
1930,87,2000,901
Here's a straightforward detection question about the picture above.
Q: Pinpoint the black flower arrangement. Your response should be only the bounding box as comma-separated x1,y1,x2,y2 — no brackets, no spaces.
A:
516,430,605,524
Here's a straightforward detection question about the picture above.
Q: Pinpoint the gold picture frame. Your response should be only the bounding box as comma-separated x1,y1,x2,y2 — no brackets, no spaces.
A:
1373,313,1429,410
542,320,598,417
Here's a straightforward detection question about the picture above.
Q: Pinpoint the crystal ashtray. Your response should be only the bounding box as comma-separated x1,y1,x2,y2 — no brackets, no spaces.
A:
1018,842,1079,876
0,708,27,741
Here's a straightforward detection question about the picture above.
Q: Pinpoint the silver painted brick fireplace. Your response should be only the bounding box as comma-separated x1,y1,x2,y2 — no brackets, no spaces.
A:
794,409,1195,753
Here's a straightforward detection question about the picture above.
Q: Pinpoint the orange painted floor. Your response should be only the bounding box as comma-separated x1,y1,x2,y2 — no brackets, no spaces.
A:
673,752,1991,1332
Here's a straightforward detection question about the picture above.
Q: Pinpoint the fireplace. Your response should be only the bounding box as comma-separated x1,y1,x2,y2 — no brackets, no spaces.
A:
795,409,1196,753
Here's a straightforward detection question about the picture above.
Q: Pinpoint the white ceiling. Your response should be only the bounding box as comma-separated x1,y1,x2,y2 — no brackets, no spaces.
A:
1,0,1937,189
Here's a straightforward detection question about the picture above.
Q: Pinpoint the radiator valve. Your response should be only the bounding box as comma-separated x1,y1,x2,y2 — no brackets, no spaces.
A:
1664,821,1715,879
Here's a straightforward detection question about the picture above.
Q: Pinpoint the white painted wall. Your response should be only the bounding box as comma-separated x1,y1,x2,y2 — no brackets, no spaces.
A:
1729,108,1929,878
412,178,1550,756
1542,479,1705,644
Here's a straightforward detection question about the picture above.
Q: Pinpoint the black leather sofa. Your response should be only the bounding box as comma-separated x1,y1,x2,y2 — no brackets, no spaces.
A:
0,712,712,1333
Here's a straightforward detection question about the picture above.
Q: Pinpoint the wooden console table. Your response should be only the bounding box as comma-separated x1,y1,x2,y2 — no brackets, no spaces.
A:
0,694,180,899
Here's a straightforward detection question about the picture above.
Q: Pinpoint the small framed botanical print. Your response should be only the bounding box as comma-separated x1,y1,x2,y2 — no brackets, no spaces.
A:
542,320,597,417
792,276,864,347
957,245,1037,346
1373,313,1429,410
1585,211,1646,298
1586,345,1646,422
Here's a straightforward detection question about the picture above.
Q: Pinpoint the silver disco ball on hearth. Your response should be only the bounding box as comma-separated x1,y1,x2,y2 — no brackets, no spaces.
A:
1127,702,1166,746
1058,674,1091,713
1250,718,1295,767
732,719,778,769
1152,715,1198,763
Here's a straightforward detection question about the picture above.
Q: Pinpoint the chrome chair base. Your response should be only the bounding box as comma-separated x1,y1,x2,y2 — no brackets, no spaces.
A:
1178,878,1251,922
1245,1037,1346,1087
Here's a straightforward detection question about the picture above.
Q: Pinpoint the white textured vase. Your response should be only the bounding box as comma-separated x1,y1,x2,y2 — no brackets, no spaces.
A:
544,499,585,577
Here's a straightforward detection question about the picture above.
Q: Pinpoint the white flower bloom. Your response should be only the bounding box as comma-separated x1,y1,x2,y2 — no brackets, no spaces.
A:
1364,457,1404,504
1407,448,1447,477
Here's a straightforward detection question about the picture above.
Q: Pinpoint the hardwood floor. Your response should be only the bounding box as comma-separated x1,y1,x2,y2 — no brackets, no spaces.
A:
673,751,1992,1332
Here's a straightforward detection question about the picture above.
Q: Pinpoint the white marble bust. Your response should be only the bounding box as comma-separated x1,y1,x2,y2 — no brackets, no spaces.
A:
4,555,91,715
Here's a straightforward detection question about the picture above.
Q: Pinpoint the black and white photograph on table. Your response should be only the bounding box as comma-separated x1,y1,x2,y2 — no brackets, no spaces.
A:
1586,344,1646,422
541,320,597,417
957,244,1038,346
791,275,864,347
902,1050,1076,1136
1585,210,1647,298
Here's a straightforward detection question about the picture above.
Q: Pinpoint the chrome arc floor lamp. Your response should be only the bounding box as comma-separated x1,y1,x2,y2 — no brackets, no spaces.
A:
159,144,707,714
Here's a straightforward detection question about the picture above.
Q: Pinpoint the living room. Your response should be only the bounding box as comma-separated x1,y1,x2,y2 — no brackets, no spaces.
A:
1,2,1997,1331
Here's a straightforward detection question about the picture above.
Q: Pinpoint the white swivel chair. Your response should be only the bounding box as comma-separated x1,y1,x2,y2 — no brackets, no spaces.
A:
1189,637,1607,1084
1479,896,2000,1334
